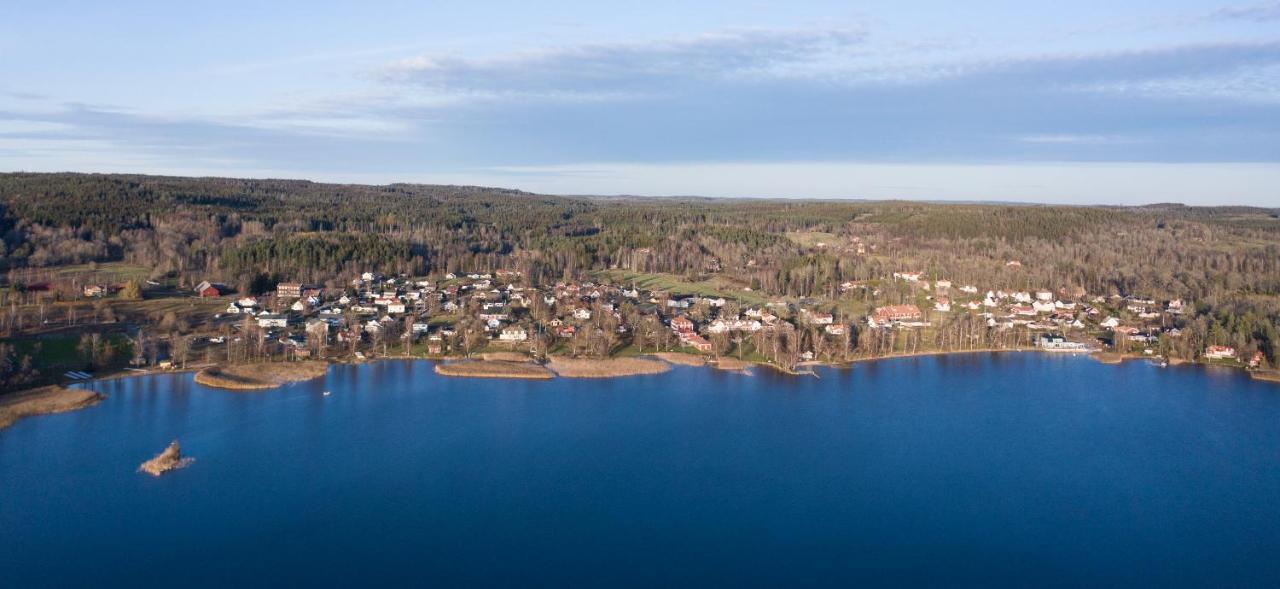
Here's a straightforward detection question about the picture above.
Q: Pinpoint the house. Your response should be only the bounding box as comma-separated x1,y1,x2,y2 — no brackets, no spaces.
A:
573,308,593,320
824,324,847,336
893,271,924,282
1248,351,1265,368
276,283,303,299
804,311,834,325
1011,305,1037,317
256,314,288,329
1204,345,1237,360
290,300,307,312
83,284,107,297
237,296,258,308
670,316,695,332
499,326,528,342
1032,300,1056,314
195,281,225,297
684,333,713,352
1037,335,1089,351
933,297,951,312
1100,316,1121,329
871,305,924,324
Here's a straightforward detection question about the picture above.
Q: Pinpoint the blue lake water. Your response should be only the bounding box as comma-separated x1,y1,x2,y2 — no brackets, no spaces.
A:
3,353,1280,586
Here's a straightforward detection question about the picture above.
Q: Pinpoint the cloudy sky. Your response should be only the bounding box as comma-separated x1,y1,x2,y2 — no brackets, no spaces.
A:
2,0,1278,204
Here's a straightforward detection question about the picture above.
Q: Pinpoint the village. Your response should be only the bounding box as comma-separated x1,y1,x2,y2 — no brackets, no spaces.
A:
167,265,1262,372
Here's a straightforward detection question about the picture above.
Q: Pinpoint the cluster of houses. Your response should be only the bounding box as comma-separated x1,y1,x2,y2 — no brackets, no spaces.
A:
186,264,1254,364
870,272,1227,355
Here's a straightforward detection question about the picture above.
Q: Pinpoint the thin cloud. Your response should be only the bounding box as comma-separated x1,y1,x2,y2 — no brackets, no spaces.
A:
1016,134,1140,145
1211,1,1280,22
384,27,868,96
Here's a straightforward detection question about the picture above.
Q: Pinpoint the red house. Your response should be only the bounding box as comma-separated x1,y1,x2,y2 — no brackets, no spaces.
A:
194,281,225,297
684,333,713,352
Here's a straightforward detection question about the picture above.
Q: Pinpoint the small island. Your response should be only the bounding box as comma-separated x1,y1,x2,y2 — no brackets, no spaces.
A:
547,356,671,378
138,440,193,476
194,361,329,390
434,360,555,379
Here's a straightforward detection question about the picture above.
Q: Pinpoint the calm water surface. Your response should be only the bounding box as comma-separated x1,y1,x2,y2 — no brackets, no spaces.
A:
3,354,1279,586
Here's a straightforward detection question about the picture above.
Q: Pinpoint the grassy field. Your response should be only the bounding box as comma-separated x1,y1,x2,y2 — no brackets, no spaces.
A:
0,262,158,289
595,270,770,307
785,231,839,248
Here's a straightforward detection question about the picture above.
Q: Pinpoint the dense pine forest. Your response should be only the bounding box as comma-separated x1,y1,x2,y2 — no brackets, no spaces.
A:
1,172,1278,389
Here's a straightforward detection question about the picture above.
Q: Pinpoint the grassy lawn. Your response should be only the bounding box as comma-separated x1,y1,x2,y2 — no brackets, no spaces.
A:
47,262,153,285
1,332,134,378
595,270,770,307
785,230,839,248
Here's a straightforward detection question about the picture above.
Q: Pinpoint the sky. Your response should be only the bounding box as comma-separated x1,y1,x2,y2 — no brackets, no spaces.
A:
2,0,1278,205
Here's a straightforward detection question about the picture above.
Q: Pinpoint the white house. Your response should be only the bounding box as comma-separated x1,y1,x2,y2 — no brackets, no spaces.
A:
256,314,288,329
499,326,528,342
1204,345,1237,360
1032,300,1056,314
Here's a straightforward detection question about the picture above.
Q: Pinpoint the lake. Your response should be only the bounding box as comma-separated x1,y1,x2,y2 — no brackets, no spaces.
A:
3,353,1279,586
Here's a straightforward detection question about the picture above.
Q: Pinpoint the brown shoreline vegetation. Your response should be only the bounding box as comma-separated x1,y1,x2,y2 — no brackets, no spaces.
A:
1252,370,1280,384
1090,351,1128,365
711,358,753,373
0,385,104,430
653,352,706,366
194,361,329,390
434,360,554,379
480,352,535,363
547,356,671,378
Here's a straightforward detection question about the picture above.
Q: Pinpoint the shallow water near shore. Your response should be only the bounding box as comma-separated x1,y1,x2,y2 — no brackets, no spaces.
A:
3,354,1279,586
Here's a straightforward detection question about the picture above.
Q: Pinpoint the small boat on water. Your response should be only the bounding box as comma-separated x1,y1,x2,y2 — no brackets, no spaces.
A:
323,391,332,396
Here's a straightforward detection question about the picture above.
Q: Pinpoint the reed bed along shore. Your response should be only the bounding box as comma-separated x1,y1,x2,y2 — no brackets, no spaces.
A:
0,386,103,429
547,357,671,378
652,352,706,366
480,352,535,363
711,358,754,373
194,361,330,390
1251,370,1280,384
434,360,554,379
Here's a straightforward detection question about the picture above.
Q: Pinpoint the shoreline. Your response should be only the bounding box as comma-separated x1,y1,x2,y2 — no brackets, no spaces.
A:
0,386,104,430
434,360,554,380
546,356,671,378
4,347,1271,404
193,361,330,390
